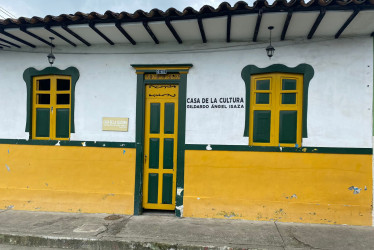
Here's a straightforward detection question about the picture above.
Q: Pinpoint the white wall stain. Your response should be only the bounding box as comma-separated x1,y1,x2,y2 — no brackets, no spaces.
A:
177,188,184,196
55,141,60,146
5,164,10,171
81,142,86,147
176,205,183,216
286,194,297,199
206,144,212,150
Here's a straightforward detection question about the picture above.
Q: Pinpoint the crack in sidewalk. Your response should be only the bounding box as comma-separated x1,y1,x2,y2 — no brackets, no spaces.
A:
292,235,320,249
274,222,286,249
97,215,133,239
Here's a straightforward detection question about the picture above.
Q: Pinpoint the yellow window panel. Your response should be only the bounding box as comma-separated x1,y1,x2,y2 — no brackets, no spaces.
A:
32,75,72,140
249,73,303,147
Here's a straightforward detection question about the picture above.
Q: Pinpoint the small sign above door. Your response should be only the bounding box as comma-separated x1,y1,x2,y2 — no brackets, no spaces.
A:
156,69,167,74
102,117,129,132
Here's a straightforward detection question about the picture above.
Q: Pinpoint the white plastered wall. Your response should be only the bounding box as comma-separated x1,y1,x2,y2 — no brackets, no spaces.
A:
184,37,373,148
0,36,372,148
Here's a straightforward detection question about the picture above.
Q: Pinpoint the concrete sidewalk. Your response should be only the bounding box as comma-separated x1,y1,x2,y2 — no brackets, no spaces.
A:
0,210,373,249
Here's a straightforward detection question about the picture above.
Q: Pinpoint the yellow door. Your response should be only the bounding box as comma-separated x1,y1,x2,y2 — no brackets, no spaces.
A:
143,84,178,210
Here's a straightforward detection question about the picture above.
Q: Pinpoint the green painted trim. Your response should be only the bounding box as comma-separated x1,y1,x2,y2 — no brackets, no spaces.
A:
140,70,190,74
144,80,184,84
134,74,145,215
372,36,374,136
0,139,135,148
133,65,191,217
131,64,193,68
241,64,314,138
185,144,372,155
175,73,187,217
23,66,80,134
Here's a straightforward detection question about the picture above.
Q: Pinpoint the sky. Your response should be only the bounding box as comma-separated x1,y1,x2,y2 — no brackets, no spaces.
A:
0,0,255,19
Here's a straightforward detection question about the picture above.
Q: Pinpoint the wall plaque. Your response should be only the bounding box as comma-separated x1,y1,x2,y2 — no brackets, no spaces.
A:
102,117,129,132
156,69,167,74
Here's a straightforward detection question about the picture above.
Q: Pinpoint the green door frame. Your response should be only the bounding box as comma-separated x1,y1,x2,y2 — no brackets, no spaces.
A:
131,64,193,217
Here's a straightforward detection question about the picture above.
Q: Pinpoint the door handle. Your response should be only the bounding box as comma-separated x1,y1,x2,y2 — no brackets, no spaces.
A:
144,154,147,163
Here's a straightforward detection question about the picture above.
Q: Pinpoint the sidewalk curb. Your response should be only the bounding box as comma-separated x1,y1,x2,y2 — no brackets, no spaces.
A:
0,233,249,250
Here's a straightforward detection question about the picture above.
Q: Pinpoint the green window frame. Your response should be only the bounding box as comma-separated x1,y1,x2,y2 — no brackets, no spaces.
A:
23,67,80,140
241,64,314,142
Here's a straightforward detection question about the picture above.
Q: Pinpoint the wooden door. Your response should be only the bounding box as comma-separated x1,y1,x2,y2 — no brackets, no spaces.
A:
143,84,178,210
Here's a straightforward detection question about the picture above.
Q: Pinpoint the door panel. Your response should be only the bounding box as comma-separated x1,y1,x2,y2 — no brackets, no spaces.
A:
143,84,178,210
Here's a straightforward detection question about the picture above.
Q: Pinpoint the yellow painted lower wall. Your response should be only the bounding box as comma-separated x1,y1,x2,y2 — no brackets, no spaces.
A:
0,144,135,214
184,150,373,226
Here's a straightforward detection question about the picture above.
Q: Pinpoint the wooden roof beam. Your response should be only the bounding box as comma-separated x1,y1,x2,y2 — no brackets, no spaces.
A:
226,14,232,43
197,17,207,43
253,9,263,42
0,28,35,48
0,42,11,48
45,25,76,47
62,24,91,46
89,22,114,45
143,21,159,44
0,37,20,48
20,27,54,47
281,10,293,41
165,19,182,44
307,8,326,39
115,22,136,45
335,8,360,39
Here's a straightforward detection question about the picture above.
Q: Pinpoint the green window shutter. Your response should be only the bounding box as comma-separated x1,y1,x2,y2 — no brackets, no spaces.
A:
35,108,50,138
253,111,271,143
56,108,70,138
279,111,297,143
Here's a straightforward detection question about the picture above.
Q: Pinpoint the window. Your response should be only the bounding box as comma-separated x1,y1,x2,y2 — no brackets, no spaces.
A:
32,75,71,140
249,73,303,147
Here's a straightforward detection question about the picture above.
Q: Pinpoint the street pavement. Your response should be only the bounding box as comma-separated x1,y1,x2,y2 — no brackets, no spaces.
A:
0,209,373,249
0,244,60,250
